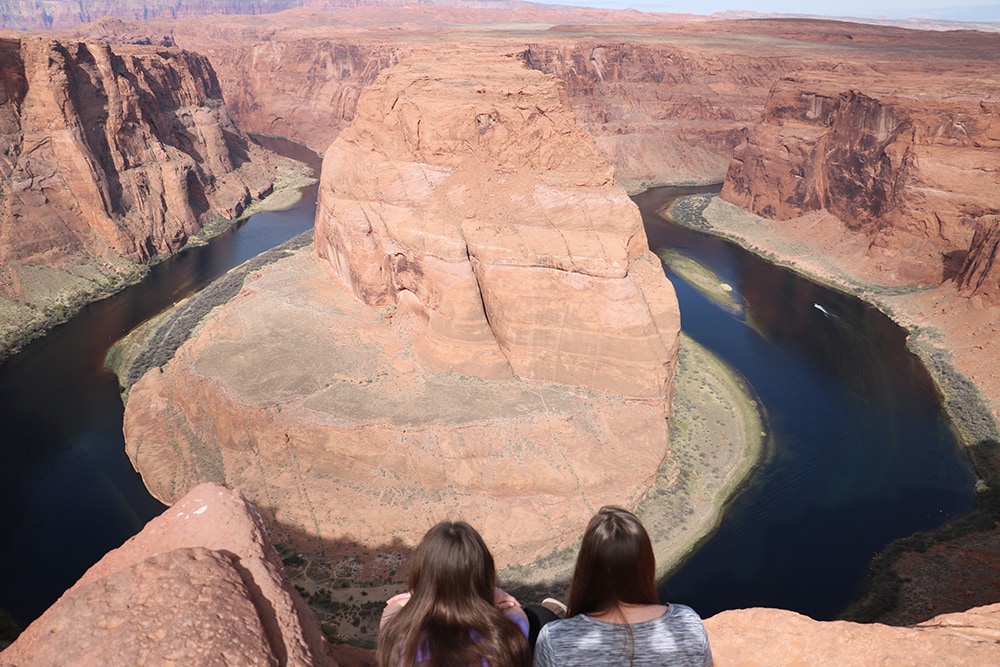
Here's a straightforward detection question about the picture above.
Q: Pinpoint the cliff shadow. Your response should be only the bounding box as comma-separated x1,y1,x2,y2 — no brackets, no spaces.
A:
942,249,968,283
256,506,575,650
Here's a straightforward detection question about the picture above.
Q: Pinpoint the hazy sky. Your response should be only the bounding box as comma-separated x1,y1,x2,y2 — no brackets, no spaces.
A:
545,1,1000,21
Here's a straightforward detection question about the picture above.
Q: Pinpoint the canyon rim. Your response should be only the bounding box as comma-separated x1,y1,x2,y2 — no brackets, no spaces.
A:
1,3,999,663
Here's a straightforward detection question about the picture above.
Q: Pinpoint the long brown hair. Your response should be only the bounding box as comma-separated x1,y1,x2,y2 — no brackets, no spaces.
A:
376,521,530,667
566,506,659,617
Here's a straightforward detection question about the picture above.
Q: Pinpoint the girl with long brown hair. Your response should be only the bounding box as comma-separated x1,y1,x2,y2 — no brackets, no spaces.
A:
532,506,712,667
376,520,531,667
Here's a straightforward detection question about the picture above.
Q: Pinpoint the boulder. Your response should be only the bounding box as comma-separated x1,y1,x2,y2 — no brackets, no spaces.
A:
0,482,335,667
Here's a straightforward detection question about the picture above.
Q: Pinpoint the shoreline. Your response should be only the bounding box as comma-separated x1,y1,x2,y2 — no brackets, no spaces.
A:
666,194,1000,453
0,159,315,368
667,193,1000,623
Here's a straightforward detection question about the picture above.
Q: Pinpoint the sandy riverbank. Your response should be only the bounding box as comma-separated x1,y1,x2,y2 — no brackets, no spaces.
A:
668,193,1000,624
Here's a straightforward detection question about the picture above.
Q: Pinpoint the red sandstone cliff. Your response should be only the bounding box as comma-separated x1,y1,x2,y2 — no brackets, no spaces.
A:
0,35,281,358
1,37,276,264
74,14,789,190
721,71,1000,286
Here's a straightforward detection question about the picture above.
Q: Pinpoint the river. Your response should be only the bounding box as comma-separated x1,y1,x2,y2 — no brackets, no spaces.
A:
638,186,977,619
0,137,319,628
0,171,976,632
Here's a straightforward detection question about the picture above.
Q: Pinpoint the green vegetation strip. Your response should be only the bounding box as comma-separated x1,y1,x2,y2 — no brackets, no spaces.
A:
106,231,314,394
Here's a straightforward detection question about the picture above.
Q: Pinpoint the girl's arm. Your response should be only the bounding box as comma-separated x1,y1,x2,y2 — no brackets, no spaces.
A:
379,591,412,630
494,587,529,637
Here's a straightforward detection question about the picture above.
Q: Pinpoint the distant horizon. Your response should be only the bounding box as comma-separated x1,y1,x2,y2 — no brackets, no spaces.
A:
537,0,1000,22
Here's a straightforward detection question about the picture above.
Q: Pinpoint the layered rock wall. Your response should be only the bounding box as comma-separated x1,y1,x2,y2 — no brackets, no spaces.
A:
721,73,1000,285
314,55,680,398
0,36,280,359
519,40,778,189
0,37,275,265
175,35,402,154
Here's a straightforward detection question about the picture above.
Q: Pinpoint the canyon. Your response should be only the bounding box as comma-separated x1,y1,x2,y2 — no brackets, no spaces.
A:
1,3,999,665
0,33,291,361
118,50,682,581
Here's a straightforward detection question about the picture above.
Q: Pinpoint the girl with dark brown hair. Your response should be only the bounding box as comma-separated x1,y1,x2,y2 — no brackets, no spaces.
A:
532,506,712,667
376,520,531,667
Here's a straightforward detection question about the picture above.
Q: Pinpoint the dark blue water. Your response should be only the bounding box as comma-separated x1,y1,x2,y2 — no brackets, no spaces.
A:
0,175,976,632
0,137,318,627
638,186,977,620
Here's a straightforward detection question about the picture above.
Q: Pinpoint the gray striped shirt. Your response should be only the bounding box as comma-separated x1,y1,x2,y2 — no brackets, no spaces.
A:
532,604,713,667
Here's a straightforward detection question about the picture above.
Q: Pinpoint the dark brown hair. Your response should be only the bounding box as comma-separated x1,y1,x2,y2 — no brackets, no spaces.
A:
376,521,530,667
566,506,659,617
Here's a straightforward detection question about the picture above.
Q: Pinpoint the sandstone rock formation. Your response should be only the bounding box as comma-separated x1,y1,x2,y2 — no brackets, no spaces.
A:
0,482,335,667
705,603,1000,666
956,215,1000,306
48,6,1000,645
1,37,275,264
721,71,1000,286
120,53,680,583
0,35,282,359
315,55,678,398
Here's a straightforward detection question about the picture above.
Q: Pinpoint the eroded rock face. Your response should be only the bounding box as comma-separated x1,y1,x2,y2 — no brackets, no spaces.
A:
0,37,275,266
121,54,679,572
956,215,1000,306
315,56,679,399
705,604,1000,666
721,72,1000,285
0,35,282,360
1,482,335,667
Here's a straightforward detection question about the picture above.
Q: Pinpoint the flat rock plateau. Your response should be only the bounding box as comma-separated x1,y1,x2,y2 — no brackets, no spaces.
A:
1,3,1000,665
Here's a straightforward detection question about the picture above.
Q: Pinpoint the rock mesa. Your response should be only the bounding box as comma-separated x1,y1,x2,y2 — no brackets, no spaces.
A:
314,55,678,399
121,54,680,575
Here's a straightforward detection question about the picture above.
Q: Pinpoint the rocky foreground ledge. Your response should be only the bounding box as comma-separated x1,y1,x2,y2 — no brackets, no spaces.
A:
3,482,998,666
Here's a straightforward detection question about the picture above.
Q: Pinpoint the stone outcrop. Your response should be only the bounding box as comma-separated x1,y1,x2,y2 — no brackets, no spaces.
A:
0,482,335,667
721,71,1000,285
315,55,679,398
0,35,282,359
956,215,1000,306
120,54,680,578
705,604,1000,666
